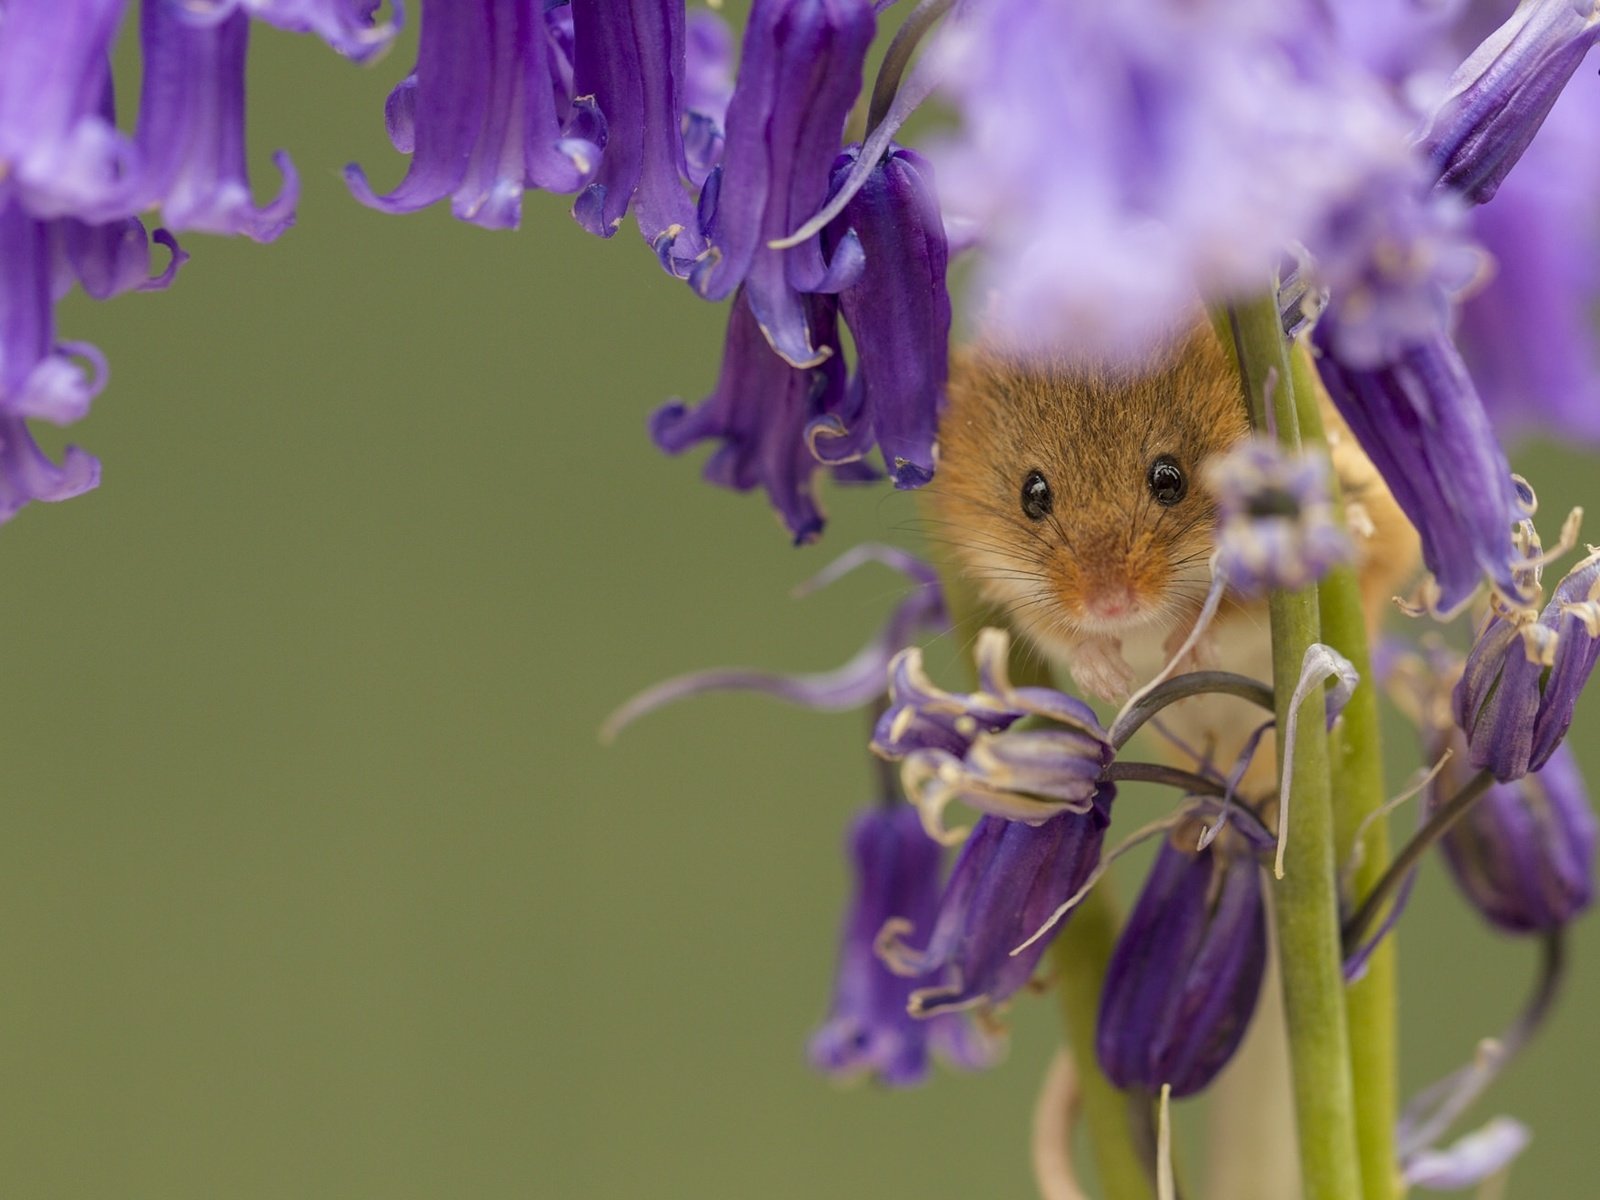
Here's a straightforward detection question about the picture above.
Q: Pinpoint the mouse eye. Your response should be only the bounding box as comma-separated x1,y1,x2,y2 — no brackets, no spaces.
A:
1148,455,1187,507
1021,470,1053,521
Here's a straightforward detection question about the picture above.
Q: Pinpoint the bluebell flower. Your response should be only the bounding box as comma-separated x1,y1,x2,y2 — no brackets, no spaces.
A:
690,0,874,367
569,0,706,272
1311,322,1527,616
818,145,949,490
650,288,853,544
134,2,298,241
681,8,734,186
809,804,996,1086
201,0,403,62
1096,834,1267,1098
877,788,1114,1017
928,0,1411,363
347,1,598,230
1207,437,1353,597
1431,741,1596,934
1454,546,1600,780
0,0,137,222
1415,0,1600,205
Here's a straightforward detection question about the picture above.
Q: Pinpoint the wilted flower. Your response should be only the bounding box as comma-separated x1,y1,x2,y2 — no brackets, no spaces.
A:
872,628,1111,842
1432,740,1596,933
877,788,1114,1017
1207,437,1353,596
809,803,995,1085
1096,833,1267,1097
1454,546,1600,779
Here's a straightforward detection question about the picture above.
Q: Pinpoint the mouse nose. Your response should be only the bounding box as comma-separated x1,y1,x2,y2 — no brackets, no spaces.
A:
1084,585,1136,620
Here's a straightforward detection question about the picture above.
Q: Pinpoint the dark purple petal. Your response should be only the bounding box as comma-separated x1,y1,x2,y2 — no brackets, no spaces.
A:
651,288,848,543
1434,742,1596,934
1096,839,1267,1098
1455,548,1600,780
347,1,595,230
882,789,1113,1016
1416,0,1600,205
830,146,949,489
134,4,298,242
809,804,996,1085
1312,320,1524,615
569,0,704,270
690,0,875,366
0,0,137,221
0,412,100,521
681,8,734,185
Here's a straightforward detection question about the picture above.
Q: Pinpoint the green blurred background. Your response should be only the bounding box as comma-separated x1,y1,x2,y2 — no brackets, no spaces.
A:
4,12,1596,1198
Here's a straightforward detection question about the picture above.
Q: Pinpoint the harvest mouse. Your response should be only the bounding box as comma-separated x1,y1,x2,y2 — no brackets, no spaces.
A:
928,322,1418,706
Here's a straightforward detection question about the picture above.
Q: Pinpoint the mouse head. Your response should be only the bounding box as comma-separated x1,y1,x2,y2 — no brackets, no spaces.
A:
931,325,1250,645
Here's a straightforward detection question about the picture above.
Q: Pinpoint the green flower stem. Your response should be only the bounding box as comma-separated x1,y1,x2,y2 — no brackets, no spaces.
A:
934,571,1155,1200
1052,890,1157,1200
1228,293,1366,1200
1290,344,1401,1200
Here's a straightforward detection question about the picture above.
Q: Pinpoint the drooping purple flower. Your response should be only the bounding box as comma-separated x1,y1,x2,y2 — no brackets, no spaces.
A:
1206,437,1353,597
809,803,996,1085
1311,320,1525,616
1430,740,1596,933
1415,0,1600,205
814,145,949,490
877,788,1114,1017
690,0,874,366
132,2,298,242
1096,836,1267,1098
0,412,101,523
1455,79,1600,442
1454,547,1600,780
928,0,1412,362
0,0,137,222
53,218,187,302
681,8,734,186
346,1,596,231
569,0,705,272
651,288,857,544
201,0,403,62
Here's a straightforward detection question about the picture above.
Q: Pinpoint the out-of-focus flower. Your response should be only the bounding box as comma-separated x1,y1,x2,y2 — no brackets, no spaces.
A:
1312,322,1526,616
1096,833,1267,1097
1430,740,1596,933
570,0,705,272
1415,0,1600,205
650,288,855,544
809,803,996,1085
1455,79,1600,442
929,0,1411,363
690,0,874,367
817,145,949,490
0,413,101,522
134,2,298,241
1454,547,1600,779
346,1,597,230
877,787,1114,1017
872,628,1111,841
201,0,403,62
1207,437,1353,597
682,7,734,186
54,218,186,302
0,0,137,222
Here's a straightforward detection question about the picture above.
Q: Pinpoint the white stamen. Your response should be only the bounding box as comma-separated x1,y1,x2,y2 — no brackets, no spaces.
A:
1157,1083,1176,1200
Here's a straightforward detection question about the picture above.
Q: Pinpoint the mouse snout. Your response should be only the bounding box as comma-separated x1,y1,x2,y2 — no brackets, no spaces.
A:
1082,583,1136,620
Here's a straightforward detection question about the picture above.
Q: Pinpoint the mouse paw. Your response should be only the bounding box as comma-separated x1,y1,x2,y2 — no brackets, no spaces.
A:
1164,624,1220,676
1069,636,1137,703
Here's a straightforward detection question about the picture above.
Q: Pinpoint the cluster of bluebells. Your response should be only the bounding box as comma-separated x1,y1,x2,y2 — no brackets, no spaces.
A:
0,0,400,523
